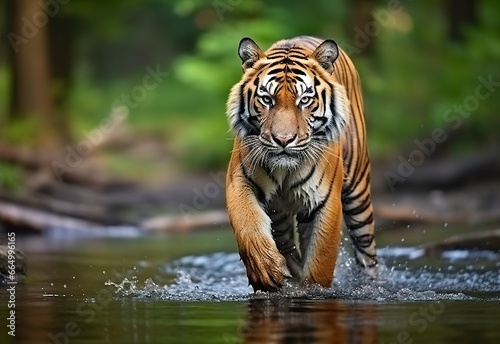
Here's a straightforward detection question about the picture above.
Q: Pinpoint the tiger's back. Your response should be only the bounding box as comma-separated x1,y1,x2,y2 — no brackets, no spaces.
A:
226,36,377,291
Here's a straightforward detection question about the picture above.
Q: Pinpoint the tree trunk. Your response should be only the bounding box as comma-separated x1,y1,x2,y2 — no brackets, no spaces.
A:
446,0,478,43
48,15,78,144
7,0,60,147
348,0,376,57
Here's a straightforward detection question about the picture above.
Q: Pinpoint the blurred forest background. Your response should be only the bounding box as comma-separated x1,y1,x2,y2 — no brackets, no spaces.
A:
0,0,499,233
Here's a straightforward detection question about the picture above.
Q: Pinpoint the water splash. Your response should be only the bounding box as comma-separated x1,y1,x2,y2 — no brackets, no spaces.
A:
105,247,500,301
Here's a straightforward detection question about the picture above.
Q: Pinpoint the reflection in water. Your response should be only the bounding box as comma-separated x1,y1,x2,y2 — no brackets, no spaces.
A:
241,299,377,344
7,235,500,344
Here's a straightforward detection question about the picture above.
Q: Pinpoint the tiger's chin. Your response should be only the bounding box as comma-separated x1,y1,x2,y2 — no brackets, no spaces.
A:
266,153,302,171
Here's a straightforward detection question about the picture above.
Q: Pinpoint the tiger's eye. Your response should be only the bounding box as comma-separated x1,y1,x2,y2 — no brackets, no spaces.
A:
260,95,273,105
299,96,313,107
300,97,311,104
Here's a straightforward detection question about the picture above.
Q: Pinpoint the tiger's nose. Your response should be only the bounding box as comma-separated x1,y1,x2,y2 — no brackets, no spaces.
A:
271,133,296,147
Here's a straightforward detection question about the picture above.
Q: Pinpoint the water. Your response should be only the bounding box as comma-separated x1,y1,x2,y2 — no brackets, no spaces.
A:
1,229,499,343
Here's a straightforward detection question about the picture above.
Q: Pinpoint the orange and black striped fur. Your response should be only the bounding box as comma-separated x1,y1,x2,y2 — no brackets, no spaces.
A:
226,36,377,291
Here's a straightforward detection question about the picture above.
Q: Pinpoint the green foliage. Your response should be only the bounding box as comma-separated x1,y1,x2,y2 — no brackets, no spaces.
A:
0,118,39,147
0,163,23,192
170,0,500,163
5,0,498,172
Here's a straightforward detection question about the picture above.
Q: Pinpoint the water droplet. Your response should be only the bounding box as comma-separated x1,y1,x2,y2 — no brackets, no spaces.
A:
50,283,54,286
103,271,106,275
63,284,67,288
444,223,448,228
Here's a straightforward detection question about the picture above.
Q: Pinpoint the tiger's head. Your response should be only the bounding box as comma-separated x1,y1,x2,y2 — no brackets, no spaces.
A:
227,37,350,171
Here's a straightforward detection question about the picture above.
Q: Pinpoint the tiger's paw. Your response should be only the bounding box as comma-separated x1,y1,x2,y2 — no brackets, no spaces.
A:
242,249,292,292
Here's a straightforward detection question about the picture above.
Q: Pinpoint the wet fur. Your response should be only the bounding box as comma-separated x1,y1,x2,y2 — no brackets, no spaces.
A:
226,36,377,291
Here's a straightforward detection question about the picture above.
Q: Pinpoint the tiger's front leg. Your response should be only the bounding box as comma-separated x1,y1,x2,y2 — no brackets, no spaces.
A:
226,165,291,292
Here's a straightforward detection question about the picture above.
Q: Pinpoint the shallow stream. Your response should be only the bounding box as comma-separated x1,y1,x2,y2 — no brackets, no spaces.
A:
1,226,499,343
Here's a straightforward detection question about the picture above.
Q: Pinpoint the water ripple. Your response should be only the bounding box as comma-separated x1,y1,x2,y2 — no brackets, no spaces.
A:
106,247,500,302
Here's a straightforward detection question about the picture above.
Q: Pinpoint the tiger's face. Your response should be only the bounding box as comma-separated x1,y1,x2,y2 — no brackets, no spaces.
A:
227,38,350,171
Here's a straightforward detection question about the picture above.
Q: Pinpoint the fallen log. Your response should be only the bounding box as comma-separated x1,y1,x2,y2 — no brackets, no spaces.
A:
0,190,128,225
141,210,229,233
0,201,143,237
381,149,500,192
0,199,229,235
0,201,101,232
422,229,500,254
0,143,135,190
374,203,500,226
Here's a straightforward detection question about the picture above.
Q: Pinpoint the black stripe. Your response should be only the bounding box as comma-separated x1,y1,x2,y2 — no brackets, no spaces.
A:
267,68,282,75
291,75,305,84
288,54,307,59
289,59,307,68
349,160,370,192
297,169,335,223
355,246,377,260
238,84,245,116
241,165,266,204
342,182,369,203
291,165,316,189
347,213,373,231
297,199,325,223
350,234,374,248
349,113,363,181
342,151,353,192
329,87,338,133
321,89,327,108
289,68,306,75
312,115,328,126
317,167,327,187
267,51,288,58
268,60,287,68
246,88,253,115
343,194,371,216
272,214,289,227
261,164,278,185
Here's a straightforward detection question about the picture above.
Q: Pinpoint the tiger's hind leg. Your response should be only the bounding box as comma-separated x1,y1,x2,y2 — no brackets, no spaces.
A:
341,178,378,278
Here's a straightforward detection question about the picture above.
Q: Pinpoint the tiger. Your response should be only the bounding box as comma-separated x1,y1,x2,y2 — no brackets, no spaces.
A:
225,36,377,292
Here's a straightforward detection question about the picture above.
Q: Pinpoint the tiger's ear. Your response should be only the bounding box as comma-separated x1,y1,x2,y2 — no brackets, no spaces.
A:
311,39,339,74
238,37,265,72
